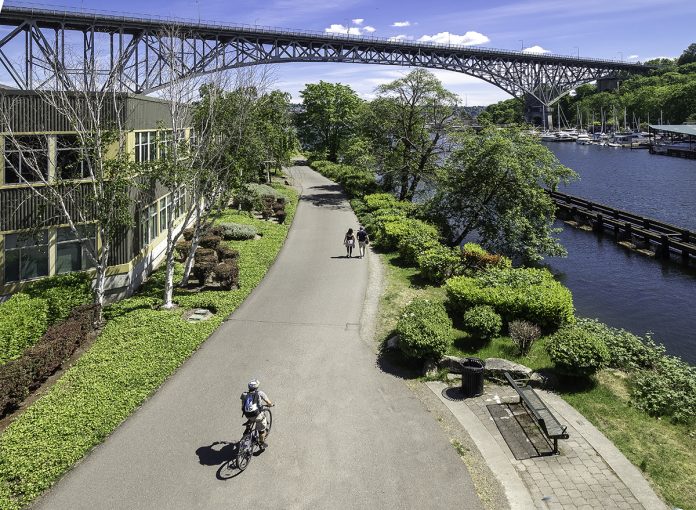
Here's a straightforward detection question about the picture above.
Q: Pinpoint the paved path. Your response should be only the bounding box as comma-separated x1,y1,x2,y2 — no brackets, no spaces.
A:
34,165,483,510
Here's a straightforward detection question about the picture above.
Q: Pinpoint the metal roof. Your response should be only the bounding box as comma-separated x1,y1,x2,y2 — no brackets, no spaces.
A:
649,124,696,136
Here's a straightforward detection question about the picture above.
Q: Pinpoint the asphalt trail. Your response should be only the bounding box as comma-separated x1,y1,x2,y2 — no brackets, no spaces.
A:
34,165,482,510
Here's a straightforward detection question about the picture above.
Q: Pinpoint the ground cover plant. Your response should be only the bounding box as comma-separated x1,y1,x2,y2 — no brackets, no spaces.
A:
0,185,297,510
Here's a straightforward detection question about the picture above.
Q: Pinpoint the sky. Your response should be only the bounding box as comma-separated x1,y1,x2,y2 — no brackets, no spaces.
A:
2,0,696,105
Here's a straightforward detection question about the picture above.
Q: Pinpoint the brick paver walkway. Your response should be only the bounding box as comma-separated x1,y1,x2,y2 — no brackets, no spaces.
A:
466,385,643,510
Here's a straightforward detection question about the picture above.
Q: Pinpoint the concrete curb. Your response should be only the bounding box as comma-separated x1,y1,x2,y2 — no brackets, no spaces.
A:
426,381,537,510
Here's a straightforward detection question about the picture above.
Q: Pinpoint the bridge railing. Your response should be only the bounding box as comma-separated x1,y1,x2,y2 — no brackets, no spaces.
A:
2,0,648,68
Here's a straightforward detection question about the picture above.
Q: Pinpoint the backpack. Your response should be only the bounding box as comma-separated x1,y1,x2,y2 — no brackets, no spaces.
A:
242,391,260,418
357,230,367,242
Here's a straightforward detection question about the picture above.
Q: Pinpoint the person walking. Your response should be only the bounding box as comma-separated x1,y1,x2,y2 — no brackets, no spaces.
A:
344,228,356,258
356,226,370,258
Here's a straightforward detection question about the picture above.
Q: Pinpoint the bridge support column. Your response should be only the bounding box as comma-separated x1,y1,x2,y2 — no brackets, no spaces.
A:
524,95,552,129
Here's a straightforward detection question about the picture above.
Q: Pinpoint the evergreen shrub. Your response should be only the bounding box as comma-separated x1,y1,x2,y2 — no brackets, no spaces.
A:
462,305,502,341
396,299,453,361
547,325,610,377
396,221,440,265
0,295,48,365
24,272,92,325
461,243,511,271
220,223,257,241
417,245,462,284
445,267,574,331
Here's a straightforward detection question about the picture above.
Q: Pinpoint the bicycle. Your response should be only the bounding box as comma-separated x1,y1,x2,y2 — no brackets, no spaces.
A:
235,405,273,471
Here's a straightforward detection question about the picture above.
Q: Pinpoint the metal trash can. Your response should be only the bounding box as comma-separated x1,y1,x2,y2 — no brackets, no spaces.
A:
460,357,485,398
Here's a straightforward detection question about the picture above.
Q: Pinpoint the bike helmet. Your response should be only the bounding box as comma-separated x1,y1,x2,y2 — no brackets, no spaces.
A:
248,379,260,391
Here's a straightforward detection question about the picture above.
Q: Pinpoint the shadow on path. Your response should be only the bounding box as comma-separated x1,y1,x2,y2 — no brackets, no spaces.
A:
302,184,349,210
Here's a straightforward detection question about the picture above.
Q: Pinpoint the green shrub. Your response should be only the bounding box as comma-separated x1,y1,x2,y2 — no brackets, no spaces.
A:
220,223,257,241
417,245,462,284
379,218,413,250
547,325,610,377
461,243,511,271
396,220,441,265
462,305,502,340
0,294,49,365
573,318,664,370
24,272,92,325
364,193,399,211
396,299,452,361
509,320,541,355
445,267,574,331
630,356,696,424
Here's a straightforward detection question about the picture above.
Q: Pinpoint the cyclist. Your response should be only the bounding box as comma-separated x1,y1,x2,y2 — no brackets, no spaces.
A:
240,379,274,450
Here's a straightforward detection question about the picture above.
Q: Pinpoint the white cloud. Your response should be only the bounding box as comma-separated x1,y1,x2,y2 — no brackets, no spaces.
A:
418,31,490,46
522,45,551,54
325,24,362,35
364,26,376,33
388,35,412,42
352,18,364,25
392,21,411,27
628,54,639,60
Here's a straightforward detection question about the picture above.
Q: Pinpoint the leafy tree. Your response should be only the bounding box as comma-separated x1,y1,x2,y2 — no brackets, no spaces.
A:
477,98,524,125
367,69,460,201
429,126,577,261
256,90,297,177
297,81,362,162
677,43,696,66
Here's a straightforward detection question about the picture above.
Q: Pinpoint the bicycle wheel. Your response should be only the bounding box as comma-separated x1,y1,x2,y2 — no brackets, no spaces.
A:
236,435,253,471
263,408,273,436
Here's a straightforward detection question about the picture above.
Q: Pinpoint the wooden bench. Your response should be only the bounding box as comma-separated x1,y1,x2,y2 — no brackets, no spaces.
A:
503,372,569,454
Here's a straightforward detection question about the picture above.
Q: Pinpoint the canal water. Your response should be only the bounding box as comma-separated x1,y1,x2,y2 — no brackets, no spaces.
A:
543,143,696,364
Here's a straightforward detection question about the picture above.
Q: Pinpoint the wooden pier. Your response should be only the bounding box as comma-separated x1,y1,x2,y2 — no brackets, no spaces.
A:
549,191,696,261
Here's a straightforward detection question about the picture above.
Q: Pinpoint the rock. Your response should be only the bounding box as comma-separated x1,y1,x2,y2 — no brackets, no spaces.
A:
385,335,399,350
483,358,532,380
529,370,558,390
423,360,438,377
438,355,464,373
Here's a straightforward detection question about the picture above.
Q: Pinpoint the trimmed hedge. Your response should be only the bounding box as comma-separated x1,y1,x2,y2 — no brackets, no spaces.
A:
1,273,92,365
0,186,298,509
547,324,610,377
219,222,257,241
396,221,441,266
0,295,48,366
445,267,574,331
461,243,511,271
396,299,453,361
23,273,92,326
462,305,502,341
0,304,98,416
417,245,462,284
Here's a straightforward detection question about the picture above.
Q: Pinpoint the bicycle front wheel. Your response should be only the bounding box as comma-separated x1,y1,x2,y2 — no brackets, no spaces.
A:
236,435,252,471
263,408,273,437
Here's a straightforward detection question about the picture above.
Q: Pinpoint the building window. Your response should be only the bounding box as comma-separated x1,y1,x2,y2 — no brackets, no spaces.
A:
149,204,158,241
56,134,88,180
56,225,96,274
4,135,49,184
140,207,150,249
159,197,168,234
4,230,49,282
134,131,157,163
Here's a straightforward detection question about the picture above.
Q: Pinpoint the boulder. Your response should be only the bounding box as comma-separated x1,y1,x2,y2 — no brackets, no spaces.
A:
483,358,532,380
422,359,438,378
438,355,465,373
529,369,559,390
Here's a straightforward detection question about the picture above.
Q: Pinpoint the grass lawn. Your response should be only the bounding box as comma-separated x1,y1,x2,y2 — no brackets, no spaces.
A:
0,185,297,510
376,250,696,510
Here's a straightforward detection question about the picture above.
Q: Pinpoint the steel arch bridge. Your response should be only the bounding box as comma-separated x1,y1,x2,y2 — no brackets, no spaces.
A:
0,3,650,119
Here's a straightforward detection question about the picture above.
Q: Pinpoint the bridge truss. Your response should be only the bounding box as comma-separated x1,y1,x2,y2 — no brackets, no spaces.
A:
0,4,649,115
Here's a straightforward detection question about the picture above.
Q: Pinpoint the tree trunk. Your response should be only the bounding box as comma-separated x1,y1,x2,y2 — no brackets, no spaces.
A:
162,227,176,309
93,261,107,327
181,207,203,287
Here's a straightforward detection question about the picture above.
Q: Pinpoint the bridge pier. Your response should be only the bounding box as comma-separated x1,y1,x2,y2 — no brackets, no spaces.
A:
524,95,552,129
